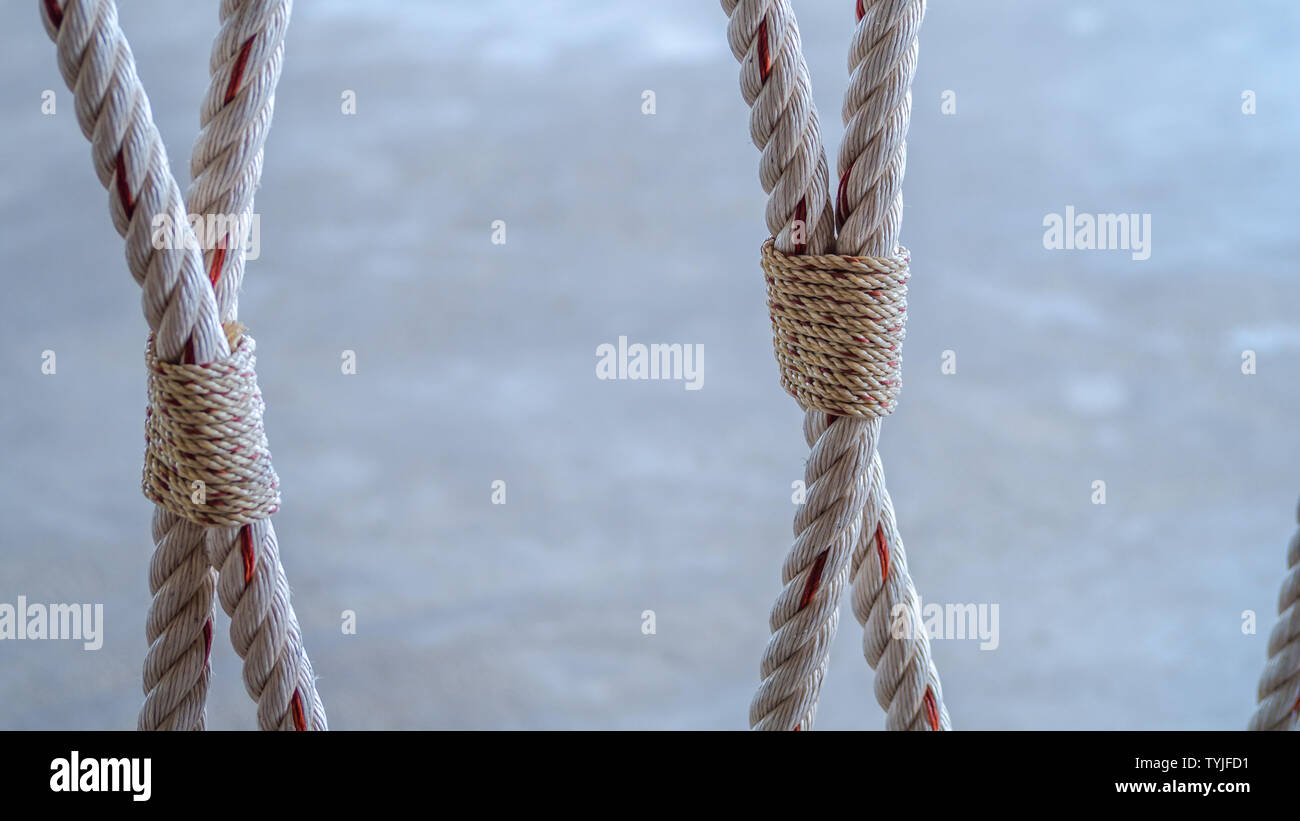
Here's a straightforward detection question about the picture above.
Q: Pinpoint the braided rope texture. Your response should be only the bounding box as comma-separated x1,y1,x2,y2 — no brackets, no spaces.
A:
1249,502,1300,731
725,0,947,730
41,0,325,730
144,324,280,528
762,239,909,417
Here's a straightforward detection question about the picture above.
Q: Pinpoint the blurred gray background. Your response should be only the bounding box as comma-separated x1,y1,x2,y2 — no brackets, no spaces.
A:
1,0,1297,729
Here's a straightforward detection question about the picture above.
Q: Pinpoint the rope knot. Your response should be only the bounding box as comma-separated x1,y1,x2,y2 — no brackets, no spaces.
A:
142,322,280,527
760,238,910,417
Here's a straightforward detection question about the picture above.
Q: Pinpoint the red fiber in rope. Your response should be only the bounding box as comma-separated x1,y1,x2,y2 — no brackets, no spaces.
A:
756,17,771,81
835,170,851,227
874,523,890,581
225,38,254,104
240,526,256,585
923,688,940,730
113,151,134,219
290,691,307,730
208,245,227,287
44,0,62,28
800,551,829,610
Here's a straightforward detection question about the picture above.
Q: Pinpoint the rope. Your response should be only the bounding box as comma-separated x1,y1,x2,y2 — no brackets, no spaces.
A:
1249,499,1300,731
761,240,909,417
144,323,280,527
724,0,948,730
42,0,227,731
838,0,949,732
185,0,327,733
188,0,290,320
40,0,325,730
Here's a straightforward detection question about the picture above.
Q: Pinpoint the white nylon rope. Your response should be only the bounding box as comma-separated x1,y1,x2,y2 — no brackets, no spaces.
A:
839,0,948,732
1249,501,1300,730
724,0,948,730
40,0,325,730
185,0,326,733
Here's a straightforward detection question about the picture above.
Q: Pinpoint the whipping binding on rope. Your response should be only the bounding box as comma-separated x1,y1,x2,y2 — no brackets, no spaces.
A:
761,239,910,417
40,0,326,730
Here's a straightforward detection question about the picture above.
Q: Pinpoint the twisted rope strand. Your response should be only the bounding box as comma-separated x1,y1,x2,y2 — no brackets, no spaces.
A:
836,0,922,250
1249,502,1300,731
837,0,948,731
723,0,835,256
40,0,229,731
185,0,326,732
188,0,290,319
724,0,871,731
213,521,327,729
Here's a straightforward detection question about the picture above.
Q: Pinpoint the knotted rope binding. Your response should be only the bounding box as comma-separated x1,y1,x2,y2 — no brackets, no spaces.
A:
42,0,327,730
143,322,280,528
761,239,909,417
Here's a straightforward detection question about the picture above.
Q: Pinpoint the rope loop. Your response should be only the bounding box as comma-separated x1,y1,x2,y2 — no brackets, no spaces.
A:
760,238,910,417
142,321,280,527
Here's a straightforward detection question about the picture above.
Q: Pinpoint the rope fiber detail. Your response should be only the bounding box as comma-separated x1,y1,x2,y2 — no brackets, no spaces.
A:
143,322,281,528
761,239,910,417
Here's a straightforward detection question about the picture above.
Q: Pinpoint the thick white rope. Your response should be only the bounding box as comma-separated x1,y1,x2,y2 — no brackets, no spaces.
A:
187,0,287,321
724,0,947,730
185,0,326,732
839,0,949,732
42,0,227,730
1249,500,1300,731
41,0,324,730
724,0,851,731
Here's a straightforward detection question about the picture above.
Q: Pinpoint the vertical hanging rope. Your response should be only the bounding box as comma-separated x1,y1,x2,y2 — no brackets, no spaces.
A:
723,0,948,730
41,0,229,730
40,0,325,730
185,0,326,732
1249,500,1300,731
838,0,949,731
724,0,864,731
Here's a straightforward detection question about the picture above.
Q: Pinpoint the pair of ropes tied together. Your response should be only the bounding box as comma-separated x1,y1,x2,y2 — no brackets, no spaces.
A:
723,0,948,730
41,0,325,730
729,0,1295,734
